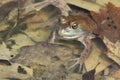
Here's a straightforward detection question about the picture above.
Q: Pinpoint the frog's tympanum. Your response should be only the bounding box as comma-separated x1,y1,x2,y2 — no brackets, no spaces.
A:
52,12,99,72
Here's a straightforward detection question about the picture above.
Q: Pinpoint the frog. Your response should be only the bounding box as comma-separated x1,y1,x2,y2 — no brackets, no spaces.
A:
49,12,99,73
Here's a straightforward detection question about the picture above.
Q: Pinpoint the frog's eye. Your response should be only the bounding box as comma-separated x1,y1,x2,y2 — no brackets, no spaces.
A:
70,22,78,29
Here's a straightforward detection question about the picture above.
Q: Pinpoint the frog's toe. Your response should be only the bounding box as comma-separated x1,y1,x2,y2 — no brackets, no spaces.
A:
67,58,86,73
68,58,80,70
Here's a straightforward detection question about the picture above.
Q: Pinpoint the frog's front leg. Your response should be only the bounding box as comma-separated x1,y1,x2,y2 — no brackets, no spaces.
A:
68,34,93,73
47,31,56,43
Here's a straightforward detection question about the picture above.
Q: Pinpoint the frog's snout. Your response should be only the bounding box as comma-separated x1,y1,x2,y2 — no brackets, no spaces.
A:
58,28,64,36
58,27,70,36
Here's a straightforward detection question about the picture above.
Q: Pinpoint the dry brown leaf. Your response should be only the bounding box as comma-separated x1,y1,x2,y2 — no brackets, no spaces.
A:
9,34,35,50
113,69,120,79
25,6,59,31
10,42,72,67
0,0,17,7
96,0,120,7
66,73,82,80
90,3,120,65
85,39,112,73
65,0,103,13
0,0,17,21
103,37,120,65
23,29,51,42
0,63,33,79
91,2,120,42
21,0,71,17
10,42,73,79
0,42,13,60
0,22,9,31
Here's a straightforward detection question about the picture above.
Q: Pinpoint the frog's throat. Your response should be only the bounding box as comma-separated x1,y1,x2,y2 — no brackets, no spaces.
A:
58,28,85,39
58,31,85,39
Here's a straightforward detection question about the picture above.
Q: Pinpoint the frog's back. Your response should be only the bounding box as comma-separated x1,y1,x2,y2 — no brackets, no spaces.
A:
68,12,99,34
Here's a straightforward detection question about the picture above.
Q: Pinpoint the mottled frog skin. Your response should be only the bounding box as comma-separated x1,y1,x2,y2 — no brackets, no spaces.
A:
50,13,98,73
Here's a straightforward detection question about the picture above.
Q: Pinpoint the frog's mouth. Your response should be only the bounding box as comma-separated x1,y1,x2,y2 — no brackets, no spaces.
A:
59,34,79,39
58,28,84,39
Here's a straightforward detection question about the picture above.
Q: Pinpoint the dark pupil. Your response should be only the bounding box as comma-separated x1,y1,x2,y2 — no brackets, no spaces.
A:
72,23,78,29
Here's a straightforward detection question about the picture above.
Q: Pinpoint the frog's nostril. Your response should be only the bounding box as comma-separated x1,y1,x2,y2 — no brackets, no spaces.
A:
66,29,69,32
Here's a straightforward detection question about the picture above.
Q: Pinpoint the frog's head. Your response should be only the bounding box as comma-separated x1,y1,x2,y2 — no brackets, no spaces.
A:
57,15,86,39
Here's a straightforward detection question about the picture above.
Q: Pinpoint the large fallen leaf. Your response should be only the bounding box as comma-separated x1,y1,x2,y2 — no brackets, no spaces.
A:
96,0,120,7
85,39,112,73
113,69,120,79
91,3,120,42
0,21,9,31
0,42,13,60
10,42,73,79
91,3,120,65
9,33,35,50
103,37,120,65
23,29,51,42
0,63,33,79
65,0,104,13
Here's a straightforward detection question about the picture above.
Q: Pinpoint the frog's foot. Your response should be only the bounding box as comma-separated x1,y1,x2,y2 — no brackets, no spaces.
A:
68,34,93,73
68,58,86,73
68,58,80,69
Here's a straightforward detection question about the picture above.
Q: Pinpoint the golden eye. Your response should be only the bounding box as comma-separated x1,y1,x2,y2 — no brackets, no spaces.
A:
70,22,78,29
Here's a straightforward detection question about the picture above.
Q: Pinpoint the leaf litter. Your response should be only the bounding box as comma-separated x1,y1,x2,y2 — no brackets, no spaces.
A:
0,0,119,80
